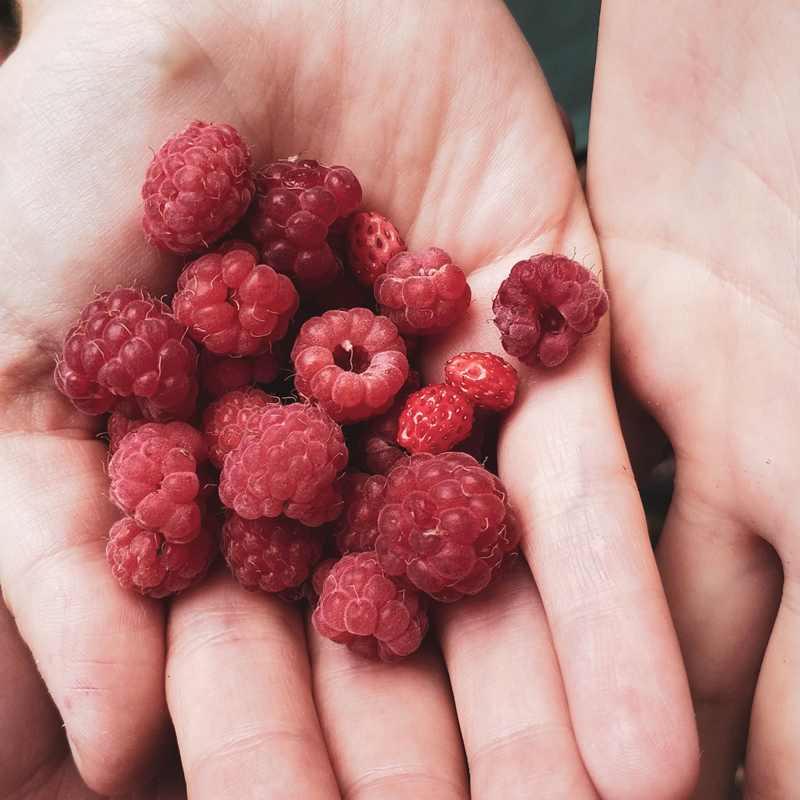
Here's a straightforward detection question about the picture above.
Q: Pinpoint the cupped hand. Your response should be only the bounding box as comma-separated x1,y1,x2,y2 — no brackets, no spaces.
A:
1,1,696,797
588,0,798,797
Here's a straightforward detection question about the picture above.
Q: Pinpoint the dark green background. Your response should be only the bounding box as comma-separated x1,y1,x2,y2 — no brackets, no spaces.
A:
504,0,601,154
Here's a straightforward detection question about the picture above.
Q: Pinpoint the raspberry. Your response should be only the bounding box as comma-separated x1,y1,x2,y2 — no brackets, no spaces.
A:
333,470,387,554
444,352,517,411
55,288,198,415
202,387,279,468
346,211,406,287
291,308,409,424
219,403,348,526
222,512,325,593
298,255,374,310
312,552,429,661
309,558,338,605
198,346,282,397
107,406,148,453
397,384,474,455
492,254,609,367
107,515,217,598
173,242,299,356
141,121,255,254
375,452,519,601
374,247,471,335
246,159,362,286
109,422,208,543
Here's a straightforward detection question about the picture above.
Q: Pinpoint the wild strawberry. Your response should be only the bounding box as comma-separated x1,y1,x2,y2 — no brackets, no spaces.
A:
397,384,473,455
444,352,517,411
346,212,406,287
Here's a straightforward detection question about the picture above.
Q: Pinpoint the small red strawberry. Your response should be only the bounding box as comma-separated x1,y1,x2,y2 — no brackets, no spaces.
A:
346,211,406,287
397,384,474,455
444,352,517,411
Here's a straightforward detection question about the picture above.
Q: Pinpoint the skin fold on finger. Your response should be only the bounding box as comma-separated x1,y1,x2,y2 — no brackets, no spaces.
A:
307,621,468,800
434,560,600,800
0,430,170,796
745,573,800,800
166,566,340,800
656,488,783,800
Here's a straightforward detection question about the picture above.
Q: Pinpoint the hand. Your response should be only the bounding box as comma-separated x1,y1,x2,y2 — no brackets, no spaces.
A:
0,1,695,797
588,0,798,796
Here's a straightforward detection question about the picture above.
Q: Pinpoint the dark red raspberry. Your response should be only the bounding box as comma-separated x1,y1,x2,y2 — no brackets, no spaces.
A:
109,422,208,543
107,406,148,453
55,288,198,416
444,352,517,411
397,384,474,455
222,512,325,593
291,308,409,424
346,211,406,287
333,470,387,554
375,452,519,601
173,242,299,356
141,121,255,254
312,552,429,661
107,515,217,598
374,247,471,335
198,346,282,396
202,387,279,468
298,255,375,310
492,254,609,367
219,403,348,526
246,159,362,287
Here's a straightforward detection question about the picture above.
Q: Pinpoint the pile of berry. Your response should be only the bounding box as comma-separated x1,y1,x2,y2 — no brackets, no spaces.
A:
55,121,608,660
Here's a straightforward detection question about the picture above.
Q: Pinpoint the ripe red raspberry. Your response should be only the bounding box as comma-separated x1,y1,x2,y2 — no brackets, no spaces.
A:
291,308,409,424
309,558,338,606
198,346,282,397
247,159,362,287
107,515,217,598
109,422,208,543
55,288,198,416
222,512,325,593
444,352,517,411
173,242,299,356
397,384,474,455
219,403,348,526
312,552,429,661
333,470,387,554
346,211,406,287
141,121,255,254
375,452,519,601
202,387,279,468
107,406,148,452
492,254,609,367
374,247,471,335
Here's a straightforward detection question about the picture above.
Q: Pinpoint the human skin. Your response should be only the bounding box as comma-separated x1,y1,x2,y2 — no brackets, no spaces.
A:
588,0,799,797
0,1,697,798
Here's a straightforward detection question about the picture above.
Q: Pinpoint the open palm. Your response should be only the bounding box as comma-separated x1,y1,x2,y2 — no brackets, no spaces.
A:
1,1,696,797
589,0,798,797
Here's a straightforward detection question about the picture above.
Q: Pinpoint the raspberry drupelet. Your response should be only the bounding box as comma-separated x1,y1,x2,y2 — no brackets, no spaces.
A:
397,384,474,455
107,515,217,598
142,121,255,254
219,403,348,526
109,422,208,544
333,470,387,554
173,241,299,356
346,211,407,287
375,452,519,601
291,308,409,424
55,288,198,416
246,159,362,287
202,387,279,468
492,254,609,368
373,247,471,335
312,552,429,661
222,512,326,594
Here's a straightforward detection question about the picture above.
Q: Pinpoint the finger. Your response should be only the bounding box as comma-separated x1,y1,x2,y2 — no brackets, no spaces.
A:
656,490,783,800
166,566,340,800
745,570,799,799
307,618,468,800
435,560,600,800
0,428,170,795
